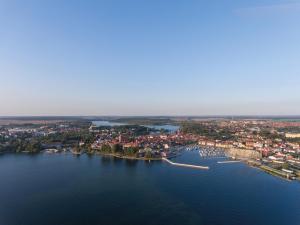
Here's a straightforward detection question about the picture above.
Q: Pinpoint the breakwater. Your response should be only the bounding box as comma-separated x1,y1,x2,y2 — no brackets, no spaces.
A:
217,160,241,164
162,157,209,170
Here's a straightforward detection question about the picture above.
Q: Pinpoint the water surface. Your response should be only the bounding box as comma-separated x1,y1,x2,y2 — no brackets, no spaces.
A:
0,151,299,225
143,124,179,133
92,121,179,133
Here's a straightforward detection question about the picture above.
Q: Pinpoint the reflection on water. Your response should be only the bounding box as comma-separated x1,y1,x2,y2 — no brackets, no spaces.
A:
124,159,138,167
101,155,113,164
143,124,180,133
0,152,299,225
92,120,126,127
92,121,180,133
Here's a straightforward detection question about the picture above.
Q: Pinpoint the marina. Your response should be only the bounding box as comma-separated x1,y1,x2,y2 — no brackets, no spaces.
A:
184,145,226,158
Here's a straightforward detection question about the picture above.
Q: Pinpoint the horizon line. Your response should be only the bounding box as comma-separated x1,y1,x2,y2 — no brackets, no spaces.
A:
1,115,300,118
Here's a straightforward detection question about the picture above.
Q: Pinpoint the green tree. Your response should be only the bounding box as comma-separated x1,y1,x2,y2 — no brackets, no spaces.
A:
100,144,112,153
124,147,138,156
111,144,122,154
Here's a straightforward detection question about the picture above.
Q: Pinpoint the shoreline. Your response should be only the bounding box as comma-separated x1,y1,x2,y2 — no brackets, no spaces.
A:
94,152,163,161
3,150,300,181
235,158,297,181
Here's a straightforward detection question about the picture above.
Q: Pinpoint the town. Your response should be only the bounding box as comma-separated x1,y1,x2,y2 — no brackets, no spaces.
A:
0,117,300,180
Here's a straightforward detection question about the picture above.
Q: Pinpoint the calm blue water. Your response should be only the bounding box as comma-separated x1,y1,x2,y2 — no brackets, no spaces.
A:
143,124,180,133
92,121,126,127
92,121,180,133
0,151,299,225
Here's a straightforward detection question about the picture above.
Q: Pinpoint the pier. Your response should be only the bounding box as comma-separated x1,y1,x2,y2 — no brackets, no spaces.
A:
162,158,209,170
217,160,241,164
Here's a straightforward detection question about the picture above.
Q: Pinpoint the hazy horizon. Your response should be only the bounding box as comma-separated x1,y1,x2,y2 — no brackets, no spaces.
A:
1,0,300,115
1,114,300,119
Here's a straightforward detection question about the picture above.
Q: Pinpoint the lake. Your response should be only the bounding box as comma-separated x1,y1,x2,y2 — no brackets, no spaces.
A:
92,120,127,127
0,151,299,225
92,121,180,133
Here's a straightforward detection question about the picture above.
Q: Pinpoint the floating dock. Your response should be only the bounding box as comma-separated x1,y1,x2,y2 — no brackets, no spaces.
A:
162,158,209,170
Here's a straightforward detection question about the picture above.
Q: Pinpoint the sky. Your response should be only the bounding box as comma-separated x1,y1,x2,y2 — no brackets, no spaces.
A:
0,0,300,116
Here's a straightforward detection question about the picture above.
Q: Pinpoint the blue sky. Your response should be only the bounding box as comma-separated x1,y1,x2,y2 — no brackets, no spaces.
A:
0,0,300,116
